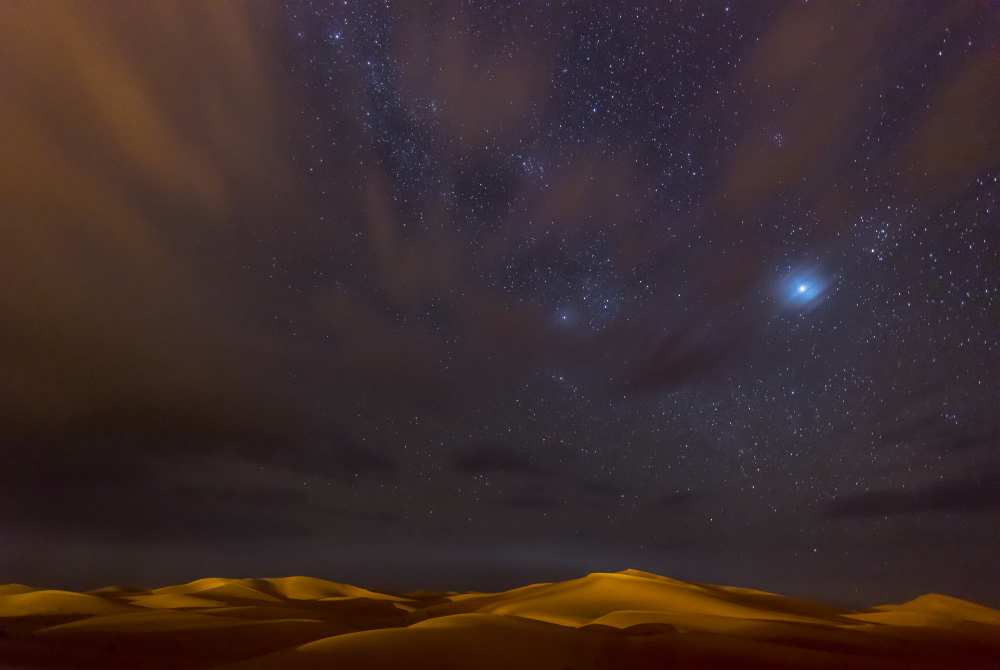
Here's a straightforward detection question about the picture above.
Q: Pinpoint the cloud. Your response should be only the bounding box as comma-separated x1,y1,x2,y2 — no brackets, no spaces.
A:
0,1,296,431
861,382,999,456
0,398,396,544
499,494,561,511
394,1,551,147
899,47,1000,203
617,1,1000,398
711,1,904,216
0,450,315,542
879,418,998,455
825,471,1000,518
626,326,741,392
0,4,368,545
659,490,702,508
581,479,627,499
452,443,555,477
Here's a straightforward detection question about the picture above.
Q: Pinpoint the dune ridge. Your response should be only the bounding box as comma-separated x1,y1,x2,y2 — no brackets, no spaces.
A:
1,570,997,669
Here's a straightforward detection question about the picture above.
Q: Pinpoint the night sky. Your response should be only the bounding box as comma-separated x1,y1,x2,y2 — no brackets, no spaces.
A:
2,1,999,607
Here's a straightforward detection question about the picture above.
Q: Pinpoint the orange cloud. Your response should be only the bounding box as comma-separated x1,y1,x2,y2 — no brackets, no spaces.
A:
0,2,293,426
900,49,1000,201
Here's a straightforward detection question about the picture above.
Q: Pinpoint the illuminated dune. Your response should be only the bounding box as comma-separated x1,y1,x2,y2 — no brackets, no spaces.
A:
195,605,328,621
126,592,227,609
461,570,851,627
226,613,605,670
150,576,400,604
152,579,281,603
31,611,345,669
850,593,1000,627
38,610,281,633
0,585,35,597
0,590,131,618
0,571,997,669
263,576,403,602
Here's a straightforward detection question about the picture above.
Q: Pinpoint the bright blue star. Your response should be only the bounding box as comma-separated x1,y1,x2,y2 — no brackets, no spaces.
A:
781,269,831,309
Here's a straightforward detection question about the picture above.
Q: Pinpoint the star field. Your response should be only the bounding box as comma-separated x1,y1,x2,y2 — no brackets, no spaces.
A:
2,1,998,606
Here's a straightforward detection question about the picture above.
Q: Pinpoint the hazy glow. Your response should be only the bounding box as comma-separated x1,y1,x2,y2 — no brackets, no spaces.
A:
781,270,831,309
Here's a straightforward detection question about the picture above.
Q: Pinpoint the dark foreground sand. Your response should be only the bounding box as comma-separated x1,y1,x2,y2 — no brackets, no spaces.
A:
1,570,998,669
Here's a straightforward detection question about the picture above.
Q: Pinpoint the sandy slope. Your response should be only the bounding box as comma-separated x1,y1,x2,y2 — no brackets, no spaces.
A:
849,593,1000,627
447,570,854,626
0,571,997,669
0,586,35,597
0,590,132,618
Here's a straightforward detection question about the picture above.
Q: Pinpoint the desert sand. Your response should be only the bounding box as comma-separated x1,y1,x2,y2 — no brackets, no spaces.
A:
0,569,997,669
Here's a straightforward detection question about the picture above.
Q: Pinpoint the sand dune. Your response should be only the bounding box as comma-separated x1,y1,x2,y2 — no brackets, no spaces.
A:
152,579,281,603
147,576,401,604
39,610,277,633
227,613,609,670
264,576,403,602
0,590,131,618
1,570,997,669
863,593,1000,625
452,570,853,627
0,585,35,597
126,593,228,609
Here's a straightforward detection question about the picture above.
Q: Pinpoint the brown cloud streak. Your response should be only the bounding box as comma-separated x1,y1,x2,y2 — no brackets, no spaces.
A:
0,2,291,428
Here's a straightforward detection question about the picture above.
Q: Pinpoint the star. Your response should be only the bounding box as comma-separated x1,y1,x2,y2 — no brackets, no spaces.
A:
782,270,831,308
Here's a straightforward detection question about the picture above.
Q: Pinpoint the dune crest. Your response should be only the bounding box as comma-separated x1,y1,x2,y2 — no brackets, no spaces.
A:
1,572,997,669
0,590,132,618
0,585,35,597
